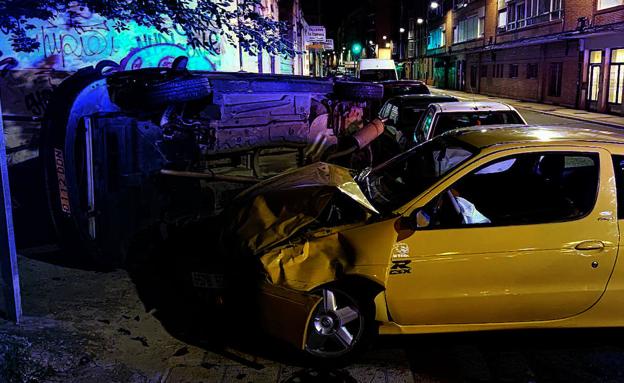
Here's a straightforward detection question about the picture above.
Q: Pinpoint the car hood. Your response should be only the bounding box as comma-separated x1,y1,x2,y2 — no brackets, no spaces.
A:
228,162,378,255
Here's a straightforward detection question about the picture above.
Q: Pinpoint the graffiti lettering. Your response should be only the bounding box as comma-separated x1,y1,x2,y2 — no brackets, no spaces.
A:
41,23,117,68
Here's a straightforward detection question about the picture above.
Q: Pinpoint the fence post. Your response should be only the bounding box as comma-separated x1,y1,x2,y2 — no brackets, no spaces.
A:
0,93,22,323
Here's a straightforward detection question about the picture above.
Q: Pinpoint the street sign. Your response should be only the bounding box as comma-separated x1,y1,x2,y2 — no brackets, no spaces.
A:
307,26,326,43
324,39,334,51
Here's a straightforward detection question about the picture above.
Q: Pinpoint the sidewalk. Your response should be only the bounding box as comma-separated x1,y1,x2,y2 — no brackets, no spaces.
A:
430,87,624,130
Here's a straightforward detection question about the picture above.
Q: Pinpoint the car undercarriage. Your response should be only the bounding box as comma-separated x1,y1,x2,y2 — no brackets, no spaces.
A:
40,58,385,265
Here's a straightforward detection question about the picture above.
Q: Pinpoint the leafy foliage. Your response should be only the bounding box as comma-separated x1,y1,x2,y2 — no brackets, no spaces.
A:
0,0,295,56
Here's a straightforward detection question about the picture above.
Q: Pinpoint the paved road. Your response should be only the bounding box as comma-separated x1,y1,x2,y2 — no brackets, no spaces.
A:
517,107,621,131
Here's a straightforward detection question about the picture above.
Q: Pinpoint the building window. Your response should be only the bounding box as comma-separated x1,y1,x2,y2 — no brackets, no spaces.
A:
498,10,508,29
427,27,446,49
509,64,519,78
497,0,508,31
408,41,416,58
505,0,562,31
494,63,504,78
527,63,538,79
548,62,563,97
481,64,488,77
598,0,624,10
609,49,624,104
453,9,485,43
588,50,603,102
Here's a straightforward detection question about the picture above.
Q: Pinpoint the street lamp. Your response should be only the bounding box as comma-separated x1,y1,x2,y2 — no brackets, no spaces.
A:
417,18,424,24
430,1,439,9
382,35,387,40
399,27,405,33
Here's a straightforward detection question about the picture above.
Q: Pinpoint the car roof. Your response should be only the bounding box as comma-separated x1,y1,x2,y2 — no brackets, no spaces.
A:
381,80,427,86
389,94,457,104
432,101,514,113
447,125,624,149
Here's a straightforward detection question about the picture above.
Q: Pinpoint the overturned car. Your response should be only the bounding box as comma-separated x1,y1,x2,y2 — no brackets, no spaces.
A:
40,58,384,264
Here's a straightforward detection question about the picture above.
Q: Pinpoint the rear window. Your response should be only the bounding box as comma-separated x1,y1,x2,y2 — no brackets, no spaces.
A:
360,69,397,81
386,84,430,97
433,111,524,136
398,106,426,126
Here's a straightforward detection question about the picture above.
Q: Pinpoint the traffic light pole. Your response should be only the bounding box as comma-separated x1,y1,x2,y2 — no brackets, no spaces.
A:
0,93,22,324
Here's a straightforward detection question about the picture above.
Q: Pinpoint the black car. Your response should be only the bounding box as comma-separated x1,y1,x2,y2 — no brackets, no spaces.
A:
374,94,458,163
380,80,430,102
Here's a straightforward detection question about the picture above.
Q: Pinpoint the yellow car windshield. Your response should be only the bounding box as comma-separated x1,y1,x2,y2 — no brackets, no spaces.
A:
359,137,478,213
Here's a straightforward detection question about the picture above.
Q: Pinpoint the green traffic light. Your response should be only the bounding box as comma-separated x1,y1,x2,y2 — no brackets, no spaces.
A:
351,42,363,55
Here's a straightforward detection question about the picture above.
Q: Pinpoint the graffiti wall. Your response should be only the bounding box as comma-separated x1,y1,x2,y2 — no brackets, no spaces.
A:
0,8,227,71
0,7,247,165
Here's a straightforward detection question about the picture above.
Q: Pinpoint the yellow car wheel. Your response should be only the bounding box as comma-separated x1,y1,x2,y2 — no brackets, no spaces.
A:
304,287,371,359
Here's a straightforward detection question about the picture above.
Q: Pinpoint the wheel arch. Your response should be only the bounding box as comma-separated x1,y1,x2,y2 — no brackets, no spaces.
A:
309,274,390,323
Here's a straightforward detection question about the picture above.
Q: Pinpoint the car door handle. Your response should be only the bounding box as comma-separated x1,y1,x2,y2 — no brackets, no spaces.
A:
575,241,605,250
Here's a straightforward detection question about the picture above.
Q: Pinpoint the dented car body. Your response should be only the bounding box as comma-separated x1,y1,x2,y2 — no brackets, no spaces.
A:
229,125,624,359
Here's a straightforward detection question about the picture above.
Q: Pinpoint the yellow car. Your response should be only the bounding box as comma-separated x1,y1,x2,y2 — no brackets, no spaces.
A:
227,125,624,359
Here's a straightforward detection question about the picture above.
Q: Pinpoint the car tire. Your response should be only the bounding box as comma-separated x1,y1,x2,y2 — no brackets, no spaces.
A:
333,81,384,101
304,286,376,362
108,69,212,109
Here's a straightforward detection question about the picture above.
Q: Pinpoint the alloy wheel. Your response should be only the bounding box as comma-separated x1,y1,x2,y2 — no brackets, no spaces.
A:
305,288,365,358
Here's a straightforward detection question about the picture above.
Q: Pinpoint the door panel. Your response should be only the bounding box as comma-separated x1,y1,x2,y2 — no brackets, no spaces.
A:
385,148,619,325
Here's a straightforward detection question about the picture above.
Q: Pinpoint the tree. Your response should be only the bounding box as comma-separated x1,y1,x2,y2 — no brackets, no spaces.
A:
0,0,295,56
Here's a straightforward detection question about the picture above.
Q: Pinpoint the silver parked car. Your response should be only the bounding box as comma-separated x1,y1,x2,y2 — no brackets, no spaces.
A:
413,101,527,144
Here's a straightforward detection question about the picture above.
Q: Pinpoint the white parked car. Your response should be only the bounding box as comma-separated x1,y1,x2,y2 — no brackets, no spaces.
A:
413,101,527,144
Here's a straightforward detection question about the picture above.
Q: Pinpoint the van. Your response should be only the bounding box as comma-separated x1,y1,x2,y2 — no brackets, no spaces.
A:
357,58,398,81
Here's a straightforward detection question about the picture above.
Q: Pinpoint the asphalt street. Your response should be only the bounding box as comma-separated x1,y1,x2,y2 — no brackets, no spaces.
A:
516,108,619,130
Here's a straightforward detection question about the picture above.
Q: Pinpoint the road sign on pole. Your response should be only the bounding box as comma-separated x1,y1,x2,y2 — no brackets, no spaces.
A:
0,93,22,324
307,26,326,43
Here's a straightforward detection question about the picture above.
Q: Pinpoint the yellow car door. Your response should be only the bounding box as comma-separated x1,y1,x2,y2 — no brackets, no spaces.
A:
385,147,619,326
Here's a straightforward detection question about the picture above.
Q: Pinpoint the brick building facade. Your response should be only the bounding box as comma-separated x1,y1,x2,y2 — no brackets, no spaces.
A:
407,0,624,116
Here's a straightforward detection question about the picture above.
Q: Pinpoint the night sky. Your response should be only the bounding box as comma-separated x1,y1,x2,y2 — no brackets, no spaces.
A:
302,0,362,37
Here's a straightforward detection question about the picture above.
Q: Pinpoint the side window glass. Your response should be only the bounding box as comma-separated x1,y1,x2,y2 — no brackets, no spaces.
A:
379,103,390,119
415,109,435,143
388,105,399,125
421,152,599,228
613,155,624,219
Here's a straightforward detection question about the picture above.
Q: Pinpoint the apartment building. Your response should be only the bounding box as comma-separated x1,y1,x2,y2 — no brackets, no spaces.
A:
411,0,624,115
